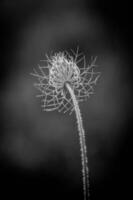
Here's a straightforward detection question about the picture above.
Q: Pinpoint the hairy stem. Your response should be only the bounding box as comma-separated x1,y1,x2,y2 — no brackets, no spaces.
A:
66,83,89,200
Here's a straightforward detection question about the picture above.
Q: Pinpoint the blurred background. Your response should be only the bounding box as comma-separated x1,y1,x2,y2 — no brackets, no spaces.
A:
0,0,132,199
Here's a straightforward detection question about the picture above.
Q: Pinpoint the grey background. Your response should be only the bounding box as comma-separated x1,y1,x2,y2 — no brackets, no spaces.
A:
0,0,132,200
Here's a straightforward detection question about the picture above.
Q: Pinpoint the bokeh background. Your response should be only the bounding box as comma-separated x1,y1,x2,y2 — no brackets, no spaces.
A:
0,0,132,200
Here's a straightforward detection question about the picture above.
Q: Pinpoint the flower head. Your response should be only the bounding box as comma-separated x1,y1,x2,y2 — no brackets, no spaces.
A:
31,48,100,114
49,52,80,90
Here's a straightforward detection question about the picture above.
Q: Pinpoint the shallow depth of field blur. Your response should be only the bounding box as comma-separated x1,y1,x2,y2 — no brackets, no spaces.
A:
0,0,132,200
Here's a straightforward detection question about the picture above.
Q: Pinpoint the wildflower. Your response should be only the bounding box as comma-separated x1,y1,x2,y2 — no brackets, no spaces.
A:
31,49,100,115
31,48,100,200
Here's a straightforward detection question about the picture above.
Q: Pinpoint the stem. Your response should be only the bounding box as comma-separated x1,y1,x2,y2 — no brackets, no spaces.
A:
66,83,89,200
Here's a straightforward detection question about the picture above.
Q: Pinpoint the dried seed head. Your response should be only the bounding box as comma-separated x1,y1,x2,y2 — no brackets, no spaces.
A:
31,48,100,114
49,52,81,89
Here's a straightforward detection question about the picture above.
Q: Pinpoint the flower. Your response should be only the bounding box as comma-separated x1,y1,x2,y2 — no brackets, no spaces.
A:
31,48,100,114
31,48,101,200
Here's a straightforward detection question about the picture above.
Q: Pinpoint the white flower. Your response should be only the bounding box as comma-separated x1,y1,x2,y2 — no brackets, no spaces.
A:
31,48,100,114
31,47,101,200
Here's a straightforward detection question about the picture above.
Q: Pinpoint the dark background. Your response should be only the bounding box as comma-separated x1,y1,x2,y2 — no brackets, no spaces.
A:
0,0,132,200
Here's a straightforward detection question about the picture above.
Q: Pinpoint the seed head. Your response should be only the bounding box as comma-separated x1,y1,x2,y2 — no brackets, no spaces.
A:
49,52,81,90
31,48,100,114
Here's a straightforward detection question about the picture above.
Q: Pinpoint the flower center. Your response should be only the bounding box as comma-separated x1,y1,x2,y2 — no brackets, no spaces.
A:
49,54,80,89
